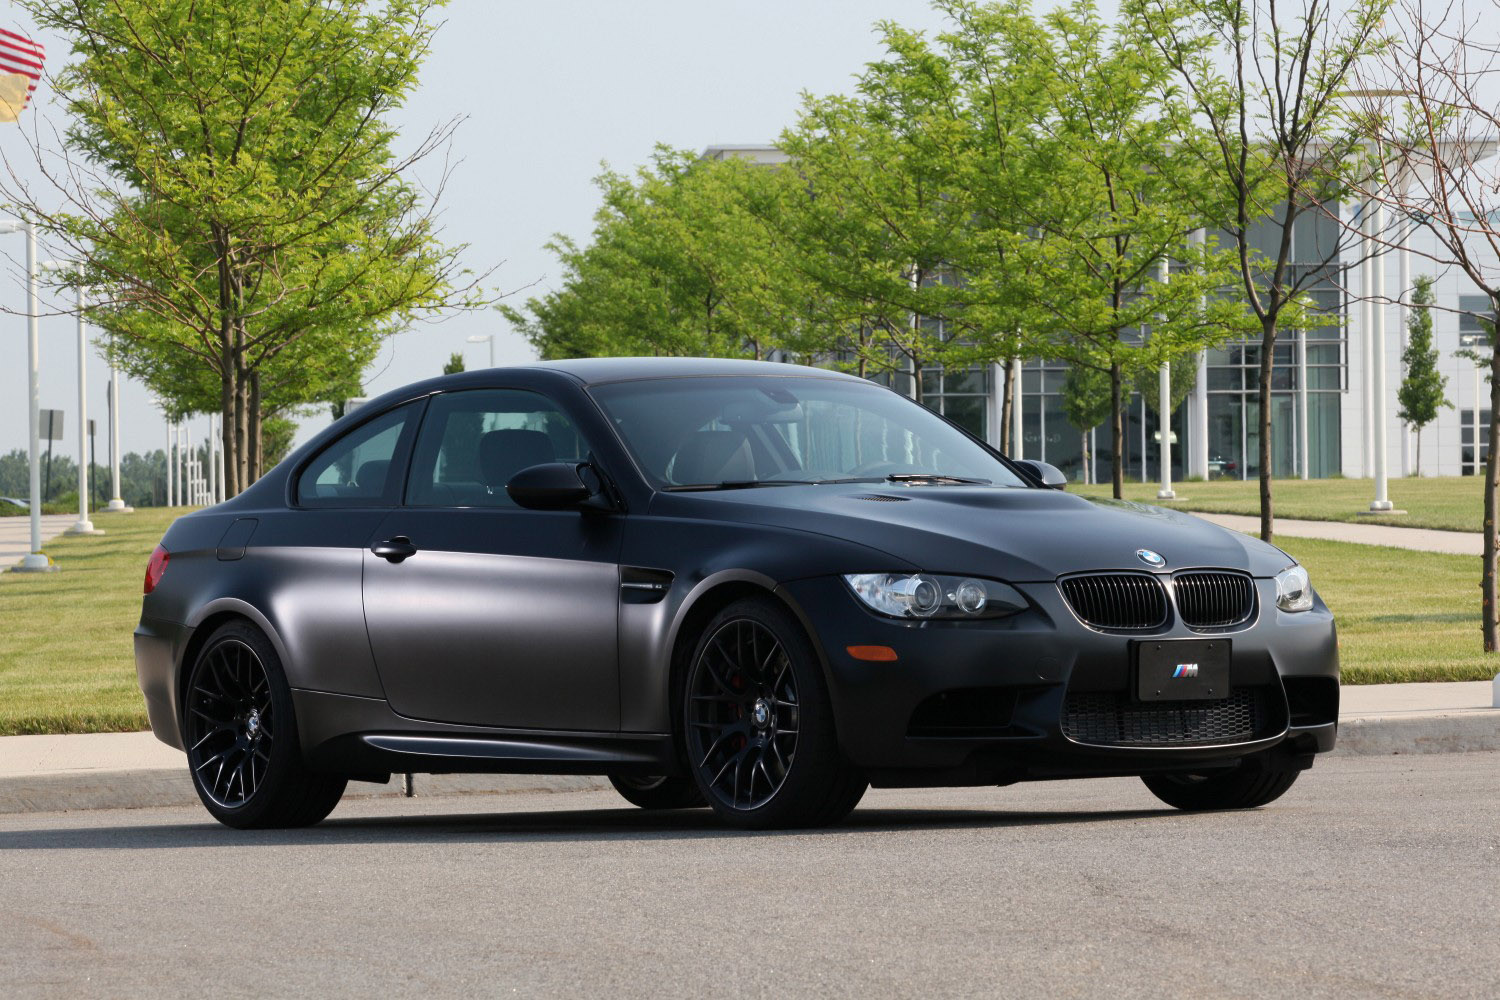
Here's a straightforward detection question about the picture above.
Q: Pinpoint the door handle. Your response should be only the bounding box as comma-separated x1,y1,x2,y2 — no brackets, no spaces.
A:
371,536,418,563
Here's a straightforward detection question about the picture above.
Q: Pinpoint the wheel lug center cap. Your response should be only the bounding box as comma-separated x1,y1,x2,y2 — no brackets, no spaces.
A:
245,711,260,738
751,699,770,729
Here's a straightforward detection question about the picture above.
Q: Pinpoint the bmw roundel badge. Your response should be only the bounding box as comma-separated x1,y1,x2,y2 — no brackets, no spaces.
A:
1136,548,1166,568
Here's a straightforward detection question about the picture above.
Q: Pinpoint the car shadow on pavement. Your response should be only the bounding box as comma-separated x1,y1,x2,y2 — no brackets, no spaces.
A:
0,802,1181,851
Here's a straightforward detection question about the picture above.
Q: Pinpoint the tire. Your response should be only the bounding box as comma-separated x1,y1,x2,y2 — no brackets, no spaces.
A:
182,620,347,829
608,774,706,810
682,596,866,830
1141,757,1301,811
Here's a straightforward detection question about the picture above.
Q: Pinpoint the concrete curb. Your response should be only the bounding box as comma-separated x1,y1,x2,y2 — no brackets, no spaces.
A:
2,710,1496,815
1332,711,1500,756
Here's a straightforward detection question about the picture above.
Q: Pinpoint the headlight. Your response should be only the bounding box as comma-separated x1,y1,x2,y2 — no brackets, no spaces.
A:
1274,565,1313,612
843,573,1029,620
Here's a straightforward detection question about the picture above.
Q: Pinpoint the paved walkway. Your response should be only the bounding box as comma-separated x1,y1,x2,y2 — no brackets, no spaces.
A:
0,513,79,570
1189,511,1482,556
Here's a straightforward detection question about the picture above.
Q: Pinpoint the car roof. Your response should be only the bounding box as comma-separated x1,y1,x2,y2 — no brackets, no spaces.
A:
515,357,864,386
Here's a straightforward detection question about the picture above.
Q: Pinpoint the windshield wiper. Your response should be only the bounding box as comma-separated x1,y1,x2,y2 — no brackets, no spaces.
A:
884,473,991,485
663,480,815,492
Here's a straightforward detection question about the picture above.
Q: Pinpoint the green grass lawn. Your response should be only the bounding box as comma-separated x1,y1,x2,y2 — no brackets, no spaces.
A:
1074,476,1482,533
0,506,1491,735
0,507,183,735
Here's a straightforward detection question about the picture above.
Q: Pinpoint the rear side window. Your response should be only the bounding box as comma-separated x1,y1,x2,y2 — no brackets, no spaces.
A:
296,403,418,507
405,389,587,507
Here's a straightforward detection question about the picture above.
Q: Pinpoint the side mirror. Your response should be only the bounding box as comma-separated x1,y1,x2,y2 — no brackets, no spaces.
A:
506,462,596,510
1015,459,1068,491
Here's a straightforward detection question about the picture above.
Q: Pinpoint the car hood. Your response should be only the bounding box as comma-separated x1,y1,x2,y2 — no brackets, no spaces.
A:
651,485,1293,582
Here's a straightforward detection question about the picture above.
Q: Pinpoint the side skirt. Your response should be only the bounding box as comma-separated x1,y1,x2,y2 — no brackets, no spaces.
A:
293,688,678,778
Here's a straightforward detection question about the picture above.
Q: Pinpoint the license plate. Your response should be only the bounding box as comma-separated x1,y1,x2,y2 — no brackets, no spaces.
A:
1135,639,1230,701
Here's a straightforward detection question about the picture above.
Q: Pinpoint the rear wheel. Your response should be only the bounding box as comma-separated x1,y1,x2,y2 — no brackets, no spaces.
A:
182,621,346,829
608,774,705,810
1141,757,1301,811
683,597,866,830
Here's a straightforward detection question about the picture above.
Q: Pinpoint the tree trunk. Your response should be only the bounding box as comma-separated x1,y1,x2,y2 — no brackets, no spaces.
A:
1000,358,1015,455
1258,318,1277,543
1081,430,1091,485
1110,362,1123,499
1483,339,1500,652
248,370,262,485
1415,429,1421,478
233,371,249,491
219,364,237,498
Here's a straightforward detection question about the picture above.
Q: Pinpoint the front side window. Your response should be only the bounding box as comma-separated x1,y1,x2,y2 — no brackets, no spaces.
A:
405,389,588,507
589,375,1027,489
296,402,418,506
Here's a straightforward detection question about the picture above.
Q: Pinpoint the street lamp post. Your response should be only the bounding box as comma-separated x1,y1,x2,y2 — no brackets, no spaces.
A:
106,328,131,511
44,261,103,536
2,218,54,572
466,334,495,368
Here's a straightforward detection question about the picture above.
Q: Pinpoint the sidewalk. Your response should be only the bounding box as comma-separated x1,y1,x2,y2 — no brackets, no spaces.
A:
1189,511,1481,556
1,681,1493,814
1,513,80,570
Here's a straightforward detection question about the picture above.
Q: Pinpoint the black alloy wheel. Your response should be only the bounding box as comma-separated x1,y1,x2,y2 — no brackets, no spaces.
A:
183,621,346,829
186,638,274,808
607,774,706,810
684,597,866,829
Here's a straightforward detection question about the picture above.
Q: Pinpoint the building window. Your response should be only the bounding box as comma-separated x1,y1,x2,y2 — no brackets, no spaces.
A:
1459,296,1495,348
1461,409,1491,476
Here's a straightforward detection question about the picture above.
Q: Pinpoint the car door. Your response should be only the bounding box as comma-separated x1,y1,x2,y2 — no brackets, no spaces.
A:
361,386,622,731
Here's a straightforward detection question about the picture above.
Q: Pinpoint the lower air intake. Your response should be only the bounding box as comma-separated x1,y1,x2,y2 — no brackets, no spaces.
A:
1061,688,1279,746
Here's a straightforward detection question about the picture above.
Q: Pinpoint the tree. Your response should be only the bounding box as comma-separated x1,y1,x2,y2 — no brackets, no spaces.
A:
997,0,1239,497
506,151,823,363
1349,0,1500,648
443,352,466,375
6,0,484,495
1130,0,1389,541
1396,276,1449,474
1062,364,1112,483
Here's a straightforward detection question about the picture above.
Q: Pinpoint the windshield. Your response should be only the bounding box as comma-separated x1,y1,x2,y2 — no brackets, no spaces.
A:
588,375,1027,490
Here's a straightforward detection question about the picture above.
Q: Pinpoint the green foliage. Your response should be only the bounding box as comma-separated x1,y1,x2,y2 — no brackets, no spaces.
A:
260,417,298,471
1398,277,1449,425
443,352,467,375
19,0,479,492
1061,365,1112,433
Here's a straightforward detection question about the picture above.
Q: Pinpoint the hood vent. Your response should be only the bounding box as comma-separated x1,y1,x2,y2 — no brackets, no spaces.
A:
851,494,910,502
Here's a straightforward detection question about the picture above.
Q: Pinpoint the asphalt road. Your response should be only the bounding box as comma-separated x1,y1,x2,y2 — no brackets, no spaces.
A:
2,752,1496,999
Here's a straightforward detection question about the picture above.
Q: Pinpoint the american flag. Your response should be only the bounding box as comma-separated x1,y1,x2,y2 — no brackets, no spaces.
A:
0,27,44,123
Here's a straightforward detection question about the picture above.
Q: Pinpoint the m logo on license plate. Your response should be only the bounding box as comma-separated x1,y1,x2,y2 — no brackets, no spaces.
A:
1172,663,1199,678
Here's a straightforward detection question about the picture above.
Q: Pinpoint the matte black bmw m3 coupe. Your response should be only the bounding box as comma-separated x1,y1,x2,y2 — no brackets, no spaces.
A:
135,358,1339,829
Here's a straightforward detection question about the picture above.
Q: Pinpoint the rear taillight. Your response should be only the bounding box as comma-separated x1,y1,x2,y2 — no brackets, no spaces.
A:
144,544,170,594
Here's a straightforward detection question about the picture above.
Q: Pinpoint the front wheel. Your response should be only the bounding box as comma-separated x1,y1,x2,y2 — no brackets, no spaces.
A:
683,597,866,830
608,774,705,810
1141,757,1301,811
182,621,346,829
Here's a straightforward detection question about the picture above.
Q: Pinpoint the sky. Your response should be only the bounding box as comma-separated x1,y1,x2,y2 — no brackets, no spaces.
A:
0,0,959,461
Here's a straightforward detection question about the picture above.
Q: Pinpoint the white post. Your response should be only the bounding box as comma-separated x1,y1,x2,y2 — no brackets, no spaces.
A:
1297,327,1309,480
1011,357,1024,459
67,278,100,535
1398,225,1412,477
1360,206,1374,477
106,331,130,511
1190,228,1209,481
16,222,51,571
166,417,175,507
1369,201,1394,512
1156,255,1174,499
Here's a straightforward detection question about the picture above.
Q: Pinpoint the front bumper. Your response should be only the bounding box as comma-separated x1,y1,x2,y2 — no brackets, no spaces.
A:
778,575,1339,785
